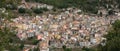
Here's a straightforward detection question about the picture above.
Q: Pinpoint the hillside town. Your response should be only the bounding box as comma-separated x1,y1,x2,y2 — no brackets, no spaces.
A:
1,7,120,51
1,0,120,51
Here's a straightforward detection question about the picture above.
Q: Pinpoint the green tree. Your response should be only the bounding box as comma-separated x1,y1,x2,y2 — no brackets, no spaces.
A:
0,26,20,51
5,4,17,10
112,20,120,30
101,37,120,51
32,39,39,45
0,0,21,8
33,8,43,14
33,47,39,51
62,45,66,50
0,10,17,20
62,45,72,51
19,43,24,50
100,20,120,51
82,47,96,51
26,0,99,14
18,8,26,13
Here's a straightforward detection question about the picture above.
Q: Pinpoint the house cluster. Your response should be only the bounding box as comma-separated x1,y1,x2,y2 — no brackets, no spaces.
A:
1,0,120,51
19,0,53,10
7,7,120,49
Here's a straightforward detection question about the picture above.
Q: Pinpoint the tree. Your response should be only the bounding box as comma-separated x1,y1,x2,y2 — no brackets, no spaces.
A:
18,8,26,13
62,45,66,50
108,10,114,15
0,26,20,51
19,43,24,50
62,45,72,51
0,0,21,8
0,10,17,20
33,47,39,51
26,0,99,13
33,8,43,14
5,4,17,10
32,39,39,45
112,20,120,30
100,20,120,51
32,7,49,14
101,37,120,51
82,47,96,51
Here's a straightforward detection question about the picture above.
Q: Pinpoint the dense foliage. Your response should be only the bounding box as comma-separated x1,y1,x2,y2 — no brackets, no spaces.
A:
18,8,26,13
62,45,72,51
32,7,48,14
25,0,99,14
0,27,21,51
25,0,120,14
99,20,120,51
0,0,21,8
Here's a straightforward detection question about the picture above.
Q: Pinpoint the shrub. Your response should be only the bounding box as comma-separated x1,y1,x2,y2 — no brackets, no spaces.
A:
19,43,24,49
26,9,32,16
18,8,26,13
33,7,48,14
41,7,48,11
33,8,43,14
5,4,17,10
